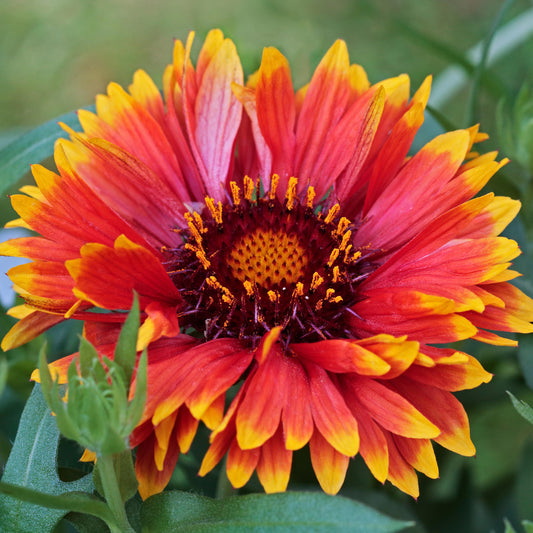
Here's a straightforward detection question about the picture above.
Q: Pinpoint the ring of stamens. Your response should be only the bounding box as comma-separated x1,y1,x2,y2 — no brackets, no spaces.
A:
164,175,376,346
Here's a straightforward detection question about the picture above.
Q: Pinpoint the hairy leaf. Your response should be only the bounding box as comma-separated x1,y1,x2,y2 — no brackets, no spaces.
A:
140,491,413,532
0,385,94,533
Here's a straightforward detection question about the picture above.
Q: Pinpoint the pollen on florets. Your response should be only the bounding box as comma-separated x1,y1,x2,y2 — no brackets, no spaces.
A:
163,176,377,347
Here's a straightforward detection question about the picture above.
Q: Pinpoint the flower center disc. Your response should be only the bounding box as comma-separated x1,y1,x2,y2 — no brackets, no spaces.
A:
165,177,374,346
227,228,308,287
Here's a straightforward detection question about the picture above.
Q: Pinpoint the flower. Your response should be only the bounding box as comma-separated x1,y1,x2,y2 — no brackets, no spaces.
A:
2,29,533,500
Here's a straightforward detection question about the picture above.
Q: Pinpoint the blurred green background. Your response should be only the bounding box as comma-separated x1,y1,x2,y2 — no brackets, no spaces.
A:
1,1,533,532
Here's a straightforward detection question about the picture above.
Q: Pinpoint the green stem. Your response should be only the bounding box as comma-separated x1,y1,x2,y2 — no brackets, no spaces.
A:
215,455,234,499
97,454,136,533
0,481,122,531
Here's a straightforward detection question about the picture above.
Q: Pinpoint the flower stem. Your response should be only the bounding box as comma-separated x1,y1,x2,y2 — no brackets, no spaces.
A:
97,454,136,533
215,455,234,499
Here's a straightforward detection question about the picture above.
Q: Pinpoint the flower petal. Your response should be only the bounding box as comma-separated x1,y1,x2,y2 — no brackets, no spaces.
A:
309,430,350,495
348,376,440,439
256,427,292,493
255,47,296,187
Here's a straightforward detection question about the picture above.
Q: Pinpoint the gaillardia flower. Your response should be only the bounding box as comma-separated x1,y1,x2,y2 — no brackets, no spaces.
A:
2,29,533,500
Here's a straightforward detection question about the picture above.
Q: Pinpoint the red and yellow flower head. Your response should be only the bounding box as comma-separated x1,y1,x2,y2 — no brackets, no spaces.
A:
2,29,533,500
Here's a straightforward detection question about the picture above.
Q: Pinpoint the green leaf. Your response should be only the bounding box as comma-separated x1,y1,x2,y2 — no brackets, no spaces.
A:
0,385,94,533
504,518,519,533
466,0,514,125
523,521,533,533
0,106,93,195
470,390,533,488
140,491,413,533
127,348,147,431
0,355,7,396
507,391,533,425
63,512,110,533
114,293,140,387
78,336,100,379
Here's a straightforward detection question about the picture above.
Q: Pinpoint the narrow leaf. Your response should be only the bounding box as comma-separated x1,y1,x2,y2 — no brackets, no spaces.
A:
507,391,533,425
0,385,94,533
467,0,515,125
0,106,94,195
140,491,413,533
78,336,100,378
114,293,140,387
0,356,8,396
127,348,148,431
523,521,533,533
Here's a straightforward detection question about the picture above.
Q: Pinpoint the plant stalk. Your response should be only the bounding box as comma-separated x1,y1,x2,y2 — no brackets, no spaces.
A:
97,454,136,533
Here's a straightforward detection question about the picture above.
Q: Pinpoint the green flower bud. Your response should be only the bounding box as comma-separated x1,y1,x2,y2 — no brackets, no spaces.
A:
38,295,147,457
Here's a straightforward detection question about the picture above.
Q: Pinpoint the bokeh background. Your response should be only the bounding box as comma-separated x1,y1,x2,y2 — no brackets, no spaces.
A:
1,1,533,532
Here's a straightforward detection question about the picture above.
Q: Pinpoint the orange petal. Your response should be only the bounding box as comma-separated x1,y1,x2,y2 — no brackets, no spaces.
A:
226,439,260,489
235,345,287,449
135,429,179,500
363,76,431,215
407,352,492,391
350,377,440,439
384,432,419,498
305,362,359,456
176,407,199,453
256,428,292,493
2,311,65,351
255,47,296,186
346,395,388,483
154,412,178,471
357,130,471,251
280,356,313,450
393,435,439,479
294,40,352,183
66,235,181,312
292,339,391,376
391,378,475,456
309,430,350,495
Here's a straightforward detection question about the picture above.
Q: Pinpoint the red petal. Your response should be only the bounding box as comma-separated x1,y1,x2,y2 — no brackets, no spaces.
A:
348,376,440,439
255,47,296,187
194,37,243,198
256,427,292,493
227,439,260,489
304,362,359,456
384,432,419,498
309,430,350,495
393,435,439,479
390,378,475,456
135,428,180,500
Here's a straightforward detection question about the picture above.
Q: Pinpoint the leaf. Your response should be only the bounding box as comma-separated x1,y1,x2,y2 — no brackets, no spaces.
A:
0,106,93,196
63,512,110,533
0,355,7,396
523,521,533,533
504,518,518,533
114,293,140,387
0,385,94,533
470,390,533,488
140,491,413,533
507,391,533,425
466,0,514,125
